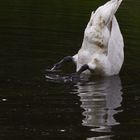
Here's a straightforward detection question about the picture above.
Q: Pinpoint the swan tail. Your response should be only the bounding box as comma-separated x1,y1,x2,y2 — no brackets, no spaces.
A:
92,0,123,26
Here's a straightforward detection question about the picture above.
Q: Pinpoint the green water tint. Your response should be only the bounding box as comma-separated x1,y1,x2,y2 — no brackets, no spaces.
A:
0,0,140,139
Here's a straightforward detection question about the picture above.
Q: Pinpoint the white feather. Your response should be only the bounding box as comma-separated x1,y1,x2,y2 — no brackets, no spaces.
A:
73,0,124,76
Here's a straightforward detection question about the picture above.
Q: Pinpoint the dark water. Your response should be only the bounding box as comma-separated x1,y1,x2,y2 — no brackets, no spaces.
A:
0,0,140,139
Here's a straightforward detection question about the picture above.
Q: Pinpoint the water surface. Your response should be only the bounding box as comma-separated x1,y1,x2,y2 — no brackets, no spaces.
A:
0,0,140,139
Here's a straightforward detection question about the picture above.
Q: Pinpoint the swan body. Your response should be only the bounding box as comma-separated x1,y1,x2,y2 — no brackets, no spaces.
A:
74,0,124,76
51,0,124,77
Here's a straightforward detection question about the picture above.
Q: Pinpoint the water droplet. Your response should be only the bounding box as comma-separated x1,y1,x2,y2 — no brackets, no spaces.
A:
2,99,7,102
60,129,66,132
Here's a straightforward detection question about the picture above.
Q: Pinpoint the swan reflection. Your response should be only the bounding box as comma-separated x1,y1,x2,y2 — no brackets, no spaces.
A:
87,135,113,140
75,76,123,134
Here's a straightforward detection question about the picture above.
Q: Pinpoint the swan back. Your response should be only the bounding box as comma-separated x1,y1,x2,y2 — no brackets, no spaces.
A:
76,0,124,76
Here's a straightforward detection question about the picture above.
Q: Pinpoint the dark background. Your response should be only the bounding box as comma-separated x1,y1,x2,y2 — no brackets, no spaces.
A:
0,0,140,139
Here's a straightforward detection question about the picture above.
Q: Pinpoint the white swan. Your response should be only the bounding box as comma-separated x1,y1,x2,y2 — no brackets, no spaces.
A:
51,0,124,77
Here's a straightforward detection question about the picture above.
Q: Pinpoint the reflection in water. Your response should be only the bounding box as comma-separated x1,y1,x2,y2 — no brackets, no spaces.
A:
74,76,123,135
87,135,112,140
